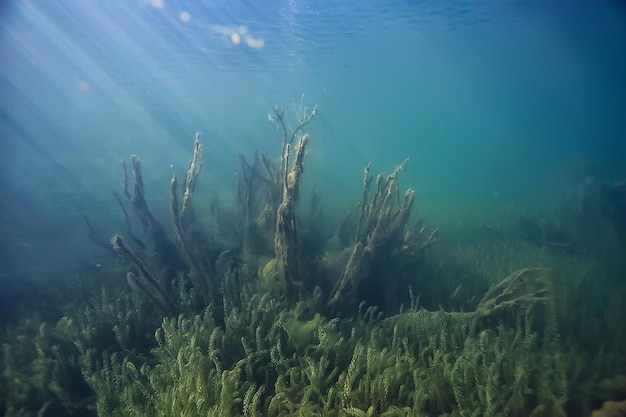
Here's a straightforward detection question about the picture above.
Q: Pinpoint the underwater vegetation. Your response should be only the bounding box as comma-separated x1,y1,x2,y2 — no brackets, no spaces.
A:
2,104,626,417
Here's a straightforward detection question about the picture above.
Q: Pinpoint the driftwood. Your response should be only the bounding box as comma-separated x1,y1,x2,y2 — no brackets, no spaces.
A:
270,103,318,304
111,234,177,313
328,160,438,311
273,134,309,304
384,268,552,331
99,102,556,333
170,132,212,277
121,155,186,278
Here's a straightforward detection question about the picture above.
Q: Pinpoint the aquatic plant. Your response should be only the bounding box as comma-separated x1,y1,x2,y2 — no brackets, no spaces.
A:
1,266,570,416
2,103,625,417
5,271,553,417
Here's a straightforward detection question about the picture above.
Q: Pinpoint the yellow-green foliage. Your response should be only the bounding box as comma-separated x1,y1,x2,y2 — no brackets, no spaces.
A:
2,244,602,417
66,284,566,417
1,318,85,417
3,213,616,417
1,277,162,417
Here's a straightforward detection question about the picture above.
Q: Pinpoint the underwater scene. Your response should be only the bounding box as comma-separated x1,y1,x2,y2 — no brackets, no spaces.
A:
1,0,626,416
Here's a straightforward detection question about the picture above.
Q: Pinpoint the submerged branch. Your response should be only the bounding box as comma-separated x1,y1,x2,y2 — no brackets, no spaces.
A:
274,134,309,304
111,234,177,314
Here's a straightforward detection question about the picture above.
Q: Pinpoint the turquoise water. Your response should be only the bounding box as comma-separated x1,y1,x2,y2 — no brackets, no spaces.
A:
1,1,626,415
2,1,625,243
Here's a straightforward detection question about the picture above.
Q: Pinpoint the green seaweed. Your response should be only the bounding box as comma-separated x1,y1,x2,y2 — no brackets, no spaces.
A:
2,103,626,417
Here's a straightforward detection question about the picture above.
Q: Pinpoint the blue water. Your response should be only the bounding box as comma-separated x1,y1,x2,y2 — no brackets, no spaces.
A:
1,0,625,290
2,2,626,415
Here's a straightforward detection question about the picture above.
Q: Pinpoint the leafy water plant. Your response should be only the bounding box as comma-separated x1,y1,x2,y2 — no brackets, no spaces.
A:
2,103,624,417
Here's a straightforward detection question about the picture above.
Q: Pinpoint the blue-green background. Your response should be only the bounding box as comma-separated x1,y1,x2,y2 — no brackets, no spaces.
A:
1,0,625,280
